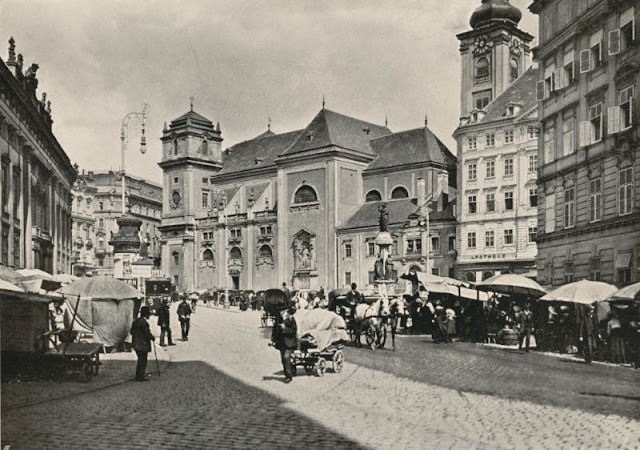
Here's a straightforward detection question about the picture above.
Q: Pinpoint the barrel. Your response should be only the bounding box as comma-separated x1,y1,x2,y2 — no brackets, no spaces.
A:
497,328,519,346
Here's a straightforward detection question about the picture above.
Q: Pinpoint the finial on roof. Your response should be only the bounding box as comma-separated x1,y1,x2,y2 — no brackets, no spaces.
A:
424,112,428,127
189,96,194,112
8,37,15,63
322,95,325,110
267,116,271,132
163,121,168,131
216,121,221,132
385,116,388,128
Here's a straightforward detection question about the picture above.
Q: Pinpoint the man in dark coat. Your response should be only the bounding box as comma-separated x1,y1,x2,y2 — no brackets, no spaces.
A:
177,298,192,341
130,306,155,381
157,299,175,346
272,305,297,383
519,303,535,352
281,282,291,301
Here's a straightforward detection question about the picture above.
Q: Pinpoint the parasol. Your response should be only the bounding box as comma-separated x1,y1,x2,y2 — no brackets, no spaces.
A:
53,273,80,285
476,273,547,298
540,279,617,305
606,282,640,302
17,268,56,280
0,265,23,283
58,276,142,300
0,279,24,292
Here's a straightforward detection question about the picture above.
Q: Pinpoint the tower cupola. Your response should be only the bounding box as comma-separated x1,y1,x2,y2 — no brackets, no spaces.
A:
470,0,522,29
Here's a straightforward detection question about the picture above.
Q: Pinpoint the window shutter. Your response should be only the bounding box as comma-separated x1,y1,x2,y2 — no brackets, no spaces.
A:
630,96,634,125
608,106,621,134
580,49,591,73
579,121,591,147
608,29,621,56
555,68,564,90
536,80,545,100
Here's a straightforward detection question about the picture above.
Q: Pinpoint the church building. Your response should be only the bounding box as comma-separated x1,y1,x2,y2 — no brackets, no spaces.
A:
158,107,456,292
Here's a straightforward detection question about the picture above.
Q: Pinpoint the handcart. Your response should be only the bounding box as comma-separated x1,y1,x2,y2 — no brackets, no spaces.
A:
43,341,103,382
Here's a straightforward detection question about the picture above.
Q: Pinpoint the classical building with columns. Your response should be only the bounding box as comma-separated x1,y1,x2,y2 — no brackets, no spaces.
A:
158,107,456,292
0,37,76,274
454,0,539,283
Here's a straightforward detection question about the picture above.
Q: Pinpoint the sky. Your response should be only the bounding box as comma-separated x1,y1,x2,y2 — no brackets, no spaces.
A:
0,0,537,184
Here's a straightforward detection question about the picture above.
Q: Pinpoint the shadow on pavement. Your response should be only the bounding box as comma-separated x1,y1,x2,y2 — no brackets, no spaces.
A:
344,336,640,420
2,360,365,450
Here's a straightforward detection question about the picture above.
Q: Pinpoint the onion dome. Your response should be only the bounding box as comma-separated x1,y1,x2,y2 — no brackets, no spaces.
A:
470,0,522,29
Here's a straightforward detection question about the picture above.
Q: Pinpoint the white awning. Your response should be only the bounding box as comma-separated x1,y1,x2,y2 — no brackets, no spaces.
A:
615,253,632,268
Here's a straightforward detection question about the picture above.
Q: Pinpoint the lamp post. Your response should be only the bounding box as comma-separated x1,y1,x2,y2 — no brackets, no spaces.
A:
120,104,150,216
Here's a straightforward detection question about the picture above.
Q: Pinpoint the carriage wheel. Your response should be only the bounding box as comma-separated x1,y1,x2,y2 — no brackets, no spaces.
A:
365,326,376,349
332,350,344,373
81,363,92,382
314,357,326,377
305,364,315,375
377,326,387,349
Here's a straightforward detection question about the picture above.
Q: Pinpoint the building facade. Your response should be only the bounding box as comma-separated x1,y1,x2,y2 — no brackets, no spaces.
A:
530,0,640,287
0,37,76,274
454,0,539,282
158,108,456,292
71,170,162,277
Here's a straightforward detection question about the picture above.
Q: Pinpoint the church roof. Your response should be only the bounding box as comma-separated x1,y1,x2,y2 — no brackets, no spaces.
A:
470,0,522,29
167,109,217,135
340,198,456,230
216,130,302,176
479,67,538,123
280,109,391,158
366,127,455,171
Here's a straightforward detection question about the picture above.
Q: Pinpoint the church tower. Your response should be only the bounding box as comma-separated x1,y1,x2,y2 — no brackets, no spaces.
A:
457,0,534,119
157,103,222,291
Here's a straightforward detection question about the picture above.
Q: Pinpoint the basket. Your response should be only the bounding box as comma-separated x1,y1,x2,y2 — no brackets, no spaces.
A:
57,329,79,344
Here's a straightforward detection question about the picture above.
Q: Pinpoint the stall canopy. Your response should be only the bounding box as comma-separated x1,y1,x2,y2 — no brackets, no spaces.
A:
607,282,640,302
58,276,142,347
0,266,22,284
476,274,547,298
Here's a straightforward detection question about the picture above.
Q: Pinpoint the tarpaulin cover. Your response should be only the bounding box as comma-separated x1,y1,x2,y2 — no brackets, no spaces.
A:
294,309,348,351
65,296,135,347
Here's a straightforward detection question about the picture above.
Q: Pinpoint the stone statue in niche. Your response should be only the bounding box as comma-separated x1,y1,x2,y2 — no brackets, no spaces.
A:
293,230,316,271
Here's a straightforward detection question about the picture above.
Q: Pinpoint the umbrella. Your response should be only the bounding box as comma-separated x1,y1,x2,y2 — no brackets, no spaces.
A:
58,276,142,300
17,268,56,281
476,274,547,298
0,265,22,283
0,279,24,292
540,280,617,305
410,271,469,288
53,273,80,285
607,282,640,302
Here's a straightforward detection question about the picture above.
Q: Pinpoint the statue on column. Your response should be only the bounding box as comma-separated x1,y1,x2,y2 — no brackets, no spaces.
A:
378,203,389,232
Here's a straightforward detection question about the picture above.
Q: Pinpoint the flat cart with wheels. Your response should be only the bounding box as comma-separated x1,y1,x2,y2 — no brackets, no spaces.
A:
43,342,103,382
290,343,344,377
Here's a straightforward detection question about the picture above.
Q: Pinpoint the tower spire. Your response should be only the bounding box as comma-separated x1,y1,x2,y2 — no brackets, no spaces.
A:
189,96,194,112
322,95,325,110
267,117,271,132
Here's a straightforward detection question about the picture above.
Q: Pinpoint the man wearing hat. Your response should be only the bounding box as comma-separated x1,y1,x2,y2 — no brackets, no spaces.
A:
130,306,155,381
177,297,192,341
272,305,297,383
157,299,175,347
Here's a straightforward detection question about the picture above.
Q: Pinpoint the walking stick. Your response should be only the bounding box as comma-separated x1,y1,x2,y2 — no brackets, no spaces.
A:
153,340,161,376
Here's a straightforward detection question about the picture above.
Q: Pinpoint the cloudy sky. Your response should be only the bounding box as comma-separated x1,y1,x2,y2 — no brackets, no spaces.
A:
1,0,537,184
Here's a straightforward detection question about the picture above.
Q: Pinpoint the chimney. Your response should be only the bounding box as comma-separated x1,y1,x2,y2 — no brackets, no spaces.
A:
417,177,425,207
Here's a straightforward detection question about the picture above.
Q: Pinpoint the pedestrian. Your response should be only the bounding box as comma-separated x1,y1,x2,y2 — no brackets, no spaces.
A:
157,298,175,347
578,304,596,363
519,302,534,352
271,304,297,383
190,294,197,312
130,306,155,381
318,285,325,307
177,297,192,341
281,282,291,301
607,311,626,363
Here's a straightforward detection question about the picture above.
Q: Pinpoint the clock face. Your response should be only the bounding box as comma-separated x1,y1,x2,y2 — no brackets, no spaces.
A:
171,191,181,208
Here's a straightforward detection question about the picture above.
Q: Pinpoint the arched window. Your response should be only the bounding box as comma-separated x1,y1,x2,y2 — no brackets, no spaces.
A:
510,58,519,81
202,249,214,261
475,57,490,83
201,138,208,156
482,271,494,281
365,190,382,202
258,245,273,258
466,271,476,282
293,185,318,204
391,186,409,199
229,247,242,260
173,140,179,155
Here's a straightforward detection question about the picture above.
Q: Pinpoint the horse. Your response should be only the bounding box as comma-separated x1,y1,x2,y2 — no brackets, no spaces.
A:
354,295,390,349
387,296,409,351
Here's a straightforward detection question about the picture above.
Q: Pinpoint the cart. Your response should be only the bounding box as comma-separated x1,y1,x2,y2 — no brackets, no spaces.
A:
42,342,103,382
291,341,344,377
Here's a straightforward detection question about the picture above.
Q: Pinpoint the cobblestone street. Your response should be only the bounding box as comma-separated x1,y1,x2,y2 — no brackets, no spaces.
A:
2,305,639,449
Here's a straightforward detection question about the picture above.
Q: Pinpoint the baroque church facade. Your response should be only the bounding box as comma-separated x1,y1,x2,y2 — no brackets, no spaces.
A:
158,107,457,293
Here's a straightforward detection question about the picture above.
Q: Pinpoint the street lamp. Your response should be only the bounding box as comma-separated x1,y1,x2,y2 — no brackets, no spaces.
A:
120,104,150,216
